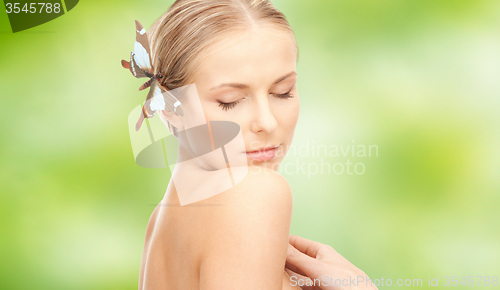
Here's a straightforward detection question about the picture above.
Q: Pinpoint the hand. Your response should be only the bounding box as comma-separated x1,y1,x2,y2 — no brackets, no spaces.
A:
285,235,378,290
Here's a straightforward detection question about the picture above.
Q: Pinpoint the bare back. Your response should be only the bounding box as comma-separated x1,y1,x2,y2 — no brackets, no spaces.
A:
138,175,301,290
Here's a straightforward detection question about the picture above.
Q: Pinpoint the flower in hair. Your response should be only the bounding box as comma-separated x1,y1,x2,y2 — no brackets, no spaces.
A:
121,20,184,131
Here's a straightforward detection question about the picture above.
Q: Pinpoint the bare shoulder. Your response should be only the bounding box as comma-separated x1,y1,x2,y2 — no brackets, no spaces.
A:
193,169,294,289
195,168,294,226
214,167,292,203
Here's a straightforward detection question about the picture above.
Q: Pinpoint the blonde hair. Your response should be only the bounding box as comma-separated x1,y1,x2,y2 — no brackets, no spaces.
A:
147,0,297,134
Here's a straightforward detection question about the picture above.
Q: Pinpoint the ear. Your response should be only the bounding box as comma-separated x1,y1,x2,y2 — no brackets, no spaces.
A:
159,110,184,131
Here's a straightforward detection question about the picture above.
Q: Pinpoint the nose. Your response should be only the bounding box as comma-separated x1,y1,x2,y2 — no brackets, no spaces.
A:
250,96,278,134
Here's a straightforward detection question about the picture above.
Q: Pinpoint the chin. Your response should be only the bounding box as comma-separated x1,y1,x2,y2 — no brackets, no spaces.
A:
247,157,283,172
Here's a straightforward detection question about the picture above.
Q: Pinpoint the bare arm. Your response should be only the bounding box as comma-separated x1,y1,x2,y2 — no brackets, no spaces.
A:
197,170,293,289
138,203,161,290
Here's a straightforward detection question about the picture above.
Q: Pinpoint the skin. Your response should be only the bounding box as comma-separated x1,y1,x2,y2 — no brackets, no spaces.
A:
139,23,301,290
163,22,300,171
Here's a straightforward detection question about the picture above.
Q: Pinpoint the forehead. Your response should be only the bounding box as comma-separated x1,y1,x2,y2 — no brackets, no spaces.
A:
192,24,297,88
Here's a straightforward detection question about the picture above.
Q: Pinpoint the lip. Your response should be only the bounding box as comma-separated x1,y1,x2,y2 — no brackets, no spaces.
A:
246,145,280,162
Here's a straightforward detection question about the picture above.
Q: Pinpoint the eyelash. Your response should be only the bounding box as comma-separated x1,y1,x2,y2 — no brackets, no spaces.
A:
218,91,294,111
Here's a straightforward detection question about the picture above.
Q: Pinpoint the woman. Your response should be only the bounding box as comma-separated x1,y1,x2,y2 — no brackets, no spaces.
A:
132,1,368,289
133,1,299,289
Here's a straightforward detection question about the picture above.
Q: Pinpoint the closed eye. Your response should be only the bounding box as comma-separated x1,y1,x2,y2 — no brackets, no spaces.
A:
273,91,294,99
218,100,240,111
218,90,294,111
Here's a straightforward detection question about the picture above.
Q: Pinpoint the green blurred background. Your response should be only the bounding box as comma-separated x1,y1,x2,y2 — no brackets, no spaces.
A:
1,0,499,289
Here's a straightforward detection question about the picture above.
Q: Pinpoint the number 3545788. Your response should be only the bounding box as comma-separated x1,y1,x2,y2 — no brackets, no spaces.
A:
444,276,498,286
6,3,61,14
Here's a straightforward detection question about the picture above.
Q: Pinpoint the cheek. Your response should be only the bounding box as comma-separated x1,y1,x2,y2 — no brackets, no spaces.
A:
198,100,220,122
277,97,300,132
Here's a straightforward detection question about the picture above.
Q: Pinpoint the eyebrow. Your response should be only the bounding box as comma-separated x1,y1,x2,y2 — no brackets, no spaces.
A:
210,71,297,91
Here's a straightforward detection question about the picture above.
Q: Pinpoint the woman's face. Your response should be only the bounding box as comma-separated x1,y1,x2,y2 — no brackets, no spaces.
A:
190,24,300,170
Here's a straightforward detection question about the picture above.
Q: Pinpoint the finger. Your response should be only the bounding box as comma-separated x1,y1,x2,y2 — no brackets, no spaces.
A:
285,268,317,290
286,243,328,279
289,235,330,259
289,235,341,262
285,260,307,277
